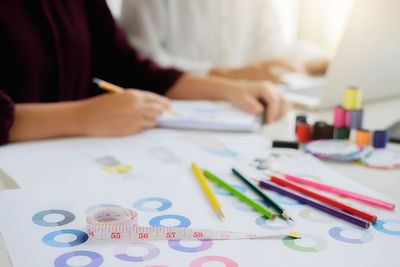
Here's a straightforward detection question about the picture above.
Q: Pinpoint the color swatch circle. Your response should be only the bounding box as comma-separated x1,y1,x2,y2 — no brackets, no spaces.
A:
84,204,121,215
54,250,103,267
329,226,373,244
373,219,400,236
255,216,295,230
133,197,172,212
168,239,213,253
43,229,89,247
190,256,238,267
114,242,160,262
274,194,305,206
32,210,75,227
283,234,328,252
299,207,333,223
149,215,191,228
214,184,246,196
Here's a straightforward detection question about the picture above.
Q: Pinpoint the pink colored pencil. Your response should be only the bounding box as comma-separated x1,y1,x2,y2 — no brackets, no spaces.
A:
283,173,395,210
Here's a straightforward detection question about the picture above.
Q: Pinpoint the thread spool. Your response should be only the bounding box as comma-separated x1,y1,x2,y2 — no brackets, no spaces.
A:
345,109,351,127
343,87,362,110
272,140,299,149
355,130,371,146
349,109,364,129
296,123,313,143
335,127,350,139
333,106,346,128
295,115,307,133
373,131,390,148
312,122,334,140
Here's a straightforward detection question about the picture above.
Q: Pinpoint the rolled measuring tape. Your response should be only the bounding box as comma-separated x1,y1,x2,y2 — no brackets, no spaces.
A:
359,149,400,169
303,140,364,162
87,208,301,241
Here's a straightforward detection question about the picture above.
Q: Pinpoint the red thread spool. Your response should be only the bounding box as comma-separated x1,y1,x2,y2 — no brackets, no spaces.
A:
297,123,313,143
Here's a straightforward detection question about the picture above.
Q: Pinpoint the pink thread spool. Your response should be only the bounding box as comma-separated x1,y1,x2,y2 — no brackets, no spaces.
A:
333,106,346,128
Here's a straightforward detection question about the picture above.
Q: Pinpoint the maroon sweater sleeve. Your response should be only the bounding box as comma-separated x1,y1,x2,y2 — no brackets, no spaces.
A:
0,90,14,145
86,0,183,95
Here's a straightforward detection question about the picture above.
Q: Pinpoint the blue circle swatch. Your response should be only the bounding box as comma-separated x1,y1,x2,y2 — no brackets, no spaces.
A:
43,229,89,247
168,239,213,253
133,197,172,212
373,219,400,236
54,251,104,267
32,210,75,227
114,242,160,262
149,215,191,228
329,226,373,244
84,204,121,215
213,184,246,196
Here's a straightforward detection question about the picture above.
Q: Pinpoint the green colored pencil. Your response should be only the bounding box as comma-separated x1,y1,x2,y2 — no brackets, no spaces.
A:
203,170,276,220
232,168,293,221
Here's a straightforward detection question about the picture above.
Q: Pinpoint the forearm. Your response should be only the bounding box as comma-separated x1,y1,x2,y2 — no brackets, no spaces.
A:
165,74,238,101
9,101,82,142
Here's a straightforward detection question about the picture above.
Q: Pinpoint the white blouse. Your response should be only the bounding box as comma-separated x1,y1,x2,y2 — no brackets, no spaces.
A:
119,0,324,76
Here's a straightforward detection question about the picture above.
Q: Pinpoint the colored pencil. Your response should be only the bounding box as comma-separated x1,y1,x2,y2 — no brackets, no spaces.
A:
192,163,225,219
203,170,276,220
232,168,293,221
267,175,377,222
257,179,371,229
281,173,395,210
92,77,179,115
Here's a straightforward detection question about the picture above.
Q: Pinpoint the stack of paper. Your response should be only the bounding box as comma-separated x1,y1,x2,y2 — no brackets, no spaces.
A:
158,100,262,131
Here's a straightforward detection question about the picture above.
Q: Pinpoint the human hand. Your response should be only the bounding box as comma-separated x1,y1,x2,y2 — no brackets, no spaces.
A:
227,81,291,123
77,89,171,136
210,58,299,83
305,58,330,75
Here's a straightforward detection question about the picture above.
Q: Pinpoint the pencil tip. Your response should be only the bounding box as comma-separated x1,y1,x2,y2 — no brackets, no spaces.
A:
289,217,295,222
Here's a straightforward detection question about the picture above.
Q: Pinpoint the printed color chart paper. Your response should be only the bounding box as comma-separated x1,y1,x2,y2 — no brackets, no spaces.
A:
0,129,399,266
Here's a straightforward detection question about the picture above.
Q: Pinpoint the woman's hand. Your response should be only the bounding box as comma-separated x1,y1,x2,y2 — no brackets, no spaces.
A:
76,89,171,136
167,74,290,123
9,89,170,142
210,58,299,83
227,81,291,123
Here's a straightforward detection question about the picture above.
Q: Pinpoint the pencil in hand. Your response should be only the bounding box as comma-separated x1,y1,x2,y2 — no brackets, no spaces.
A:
92,77,179,115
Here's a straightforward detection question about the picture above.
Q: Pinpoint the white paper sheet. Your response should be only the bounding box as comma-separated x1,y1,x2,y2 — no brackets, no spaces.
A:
158,100,262,131
0,129,399,266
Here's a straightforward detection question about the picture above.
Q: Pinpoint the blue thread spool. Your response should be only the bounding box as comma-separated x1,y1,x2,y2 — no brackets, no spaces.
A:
373,131,390,148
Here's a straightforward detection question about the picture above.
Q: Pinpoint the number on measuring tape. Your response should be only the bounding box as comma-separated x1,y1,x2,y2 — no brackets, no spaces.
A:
166,232,176,238
138,233,149,239
88,230,94,237
111,232,121,239
193,232,204,238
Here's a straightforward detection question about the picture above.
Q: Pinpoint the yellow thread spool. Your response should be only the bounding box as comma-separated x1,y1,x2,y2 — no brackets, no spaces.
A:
343,87,362,110
355,130,371,146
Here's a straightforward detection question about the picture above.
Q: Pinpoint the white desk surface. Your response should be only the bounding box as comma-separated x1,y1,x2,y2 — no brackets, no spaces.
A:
1,97,399,266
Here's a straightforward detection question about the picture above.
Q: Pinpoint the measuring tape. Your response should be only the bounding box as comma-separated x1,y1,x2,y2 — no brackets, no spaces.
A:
87,208,301,241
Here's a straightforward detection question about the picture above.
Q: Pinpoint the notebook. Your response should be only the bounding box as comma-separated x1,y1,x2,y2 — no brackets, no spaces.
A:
158,100,262,132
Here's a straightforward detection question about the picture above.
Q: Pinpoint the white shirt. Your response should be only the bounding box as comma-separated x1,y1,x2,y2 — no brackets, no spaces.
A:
119,0,325,76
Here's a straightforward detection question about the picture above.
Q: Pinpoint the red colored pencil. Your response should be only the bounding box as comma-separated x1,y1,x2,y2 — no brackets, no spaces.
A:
269,175,377,222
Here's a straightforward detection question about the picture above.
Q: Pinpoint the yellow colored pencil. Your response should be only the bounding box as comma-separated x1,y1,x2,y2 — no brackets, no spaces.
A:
192,162,225,219
92,77,179,115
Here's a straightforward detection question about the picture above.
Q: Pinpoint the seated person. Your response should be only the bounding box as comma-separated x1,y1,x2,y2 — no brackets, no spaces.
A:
119,0,329,82
0,0,289,145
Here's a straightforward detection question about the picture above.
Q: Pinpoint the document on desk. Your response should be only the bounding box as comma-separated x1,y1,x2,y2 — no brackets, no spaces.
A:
0,129,399,267
158,100,262,131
